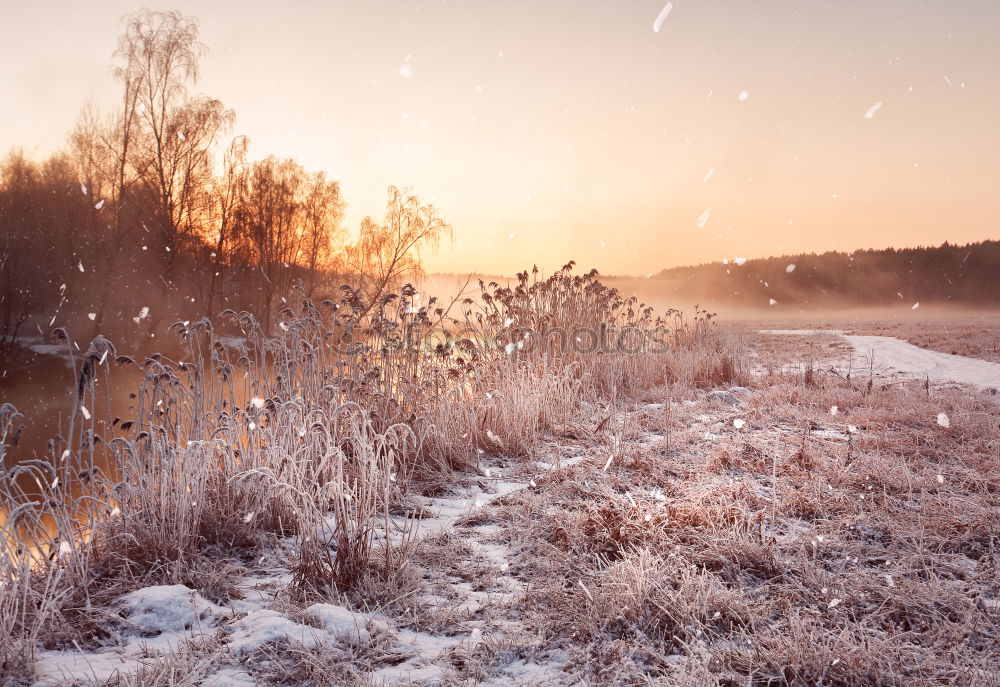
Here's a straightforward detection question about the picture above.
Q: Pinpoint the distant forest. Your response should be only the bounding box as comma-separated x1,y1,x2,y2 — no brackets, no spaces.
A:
429,240,1000,315
0,10,449,360
627,240,1000,310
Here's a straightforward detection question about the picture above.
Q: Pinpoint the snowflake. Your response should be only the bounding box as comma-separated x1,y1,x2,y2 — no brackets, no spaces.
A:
864,101,882,119
652,2,674,32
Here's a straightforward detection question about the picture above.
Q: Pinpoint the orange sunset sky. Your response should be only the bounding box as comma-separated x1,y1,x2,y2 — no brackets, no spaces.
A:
2,0,998,276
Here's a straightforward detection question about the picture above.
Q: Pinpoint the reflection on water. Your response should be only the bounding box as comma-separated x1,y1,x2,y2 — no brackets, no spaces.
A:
2,328,391,561
3,352,140,464
1,348,144,562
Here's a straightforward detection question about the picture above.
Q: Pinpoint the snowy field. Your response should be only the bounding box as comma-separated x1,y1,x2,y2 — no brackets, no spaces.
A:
9,325,999,686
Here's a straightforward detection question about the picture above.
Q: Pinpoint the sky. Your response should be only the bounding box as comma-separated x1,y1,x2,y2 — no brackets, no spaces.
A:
1,0,998,276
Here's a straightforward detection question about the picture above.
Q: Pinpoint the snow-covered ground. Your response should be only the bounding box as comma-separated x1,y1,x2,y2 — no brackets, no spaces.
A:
26,371,999,684
842,333,1000,388
31,387,743,687
20,325,1000,685
30,446,601,686
759,329,1000,389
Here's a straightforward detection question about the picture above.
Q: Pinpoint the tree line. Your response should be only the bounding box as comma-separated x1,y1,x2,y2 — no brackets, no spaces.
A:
640,240,1000,310
0,10,449,360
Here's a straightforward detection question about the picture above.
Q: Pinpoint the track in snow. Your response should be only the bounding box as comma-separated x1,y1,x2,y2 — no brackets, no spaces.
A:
759,329,1000,389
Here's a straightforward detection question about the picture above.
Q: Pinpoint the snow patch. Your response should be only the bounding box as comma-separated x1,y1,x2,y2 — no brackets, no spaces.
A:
307,603,386,642
201,667,256,687
118,584,222,636
227,609,324,654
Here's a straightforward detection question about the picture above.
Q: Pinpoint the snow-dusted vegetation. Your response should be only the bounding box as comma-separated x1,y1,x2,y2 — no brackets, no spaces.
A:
3,3,1000,685
2,266,754,685
3,269,1000,685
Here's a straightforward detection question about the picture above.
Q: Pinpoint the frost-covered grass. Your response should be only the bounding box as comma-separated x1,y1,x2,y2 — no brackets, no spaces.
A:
750,330,853,373
498,373,1000,685
1,266,747,684
6,274,998,685
3,331,998,683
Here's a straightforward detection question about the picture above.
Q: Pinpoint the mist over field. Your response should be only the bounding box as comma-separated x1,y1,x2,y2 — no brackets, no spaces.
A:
424,239,1000,322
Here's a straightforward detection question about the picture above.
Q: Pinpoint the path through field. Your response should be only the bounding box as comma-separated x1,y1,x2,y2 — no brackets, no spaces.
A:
759,329,1000,389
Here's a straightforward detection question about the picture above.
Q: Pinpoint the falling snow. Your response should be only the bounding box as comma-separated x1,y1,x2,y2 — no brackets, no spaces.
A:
864,101,882,119
652,2,674,33
399,55,413,78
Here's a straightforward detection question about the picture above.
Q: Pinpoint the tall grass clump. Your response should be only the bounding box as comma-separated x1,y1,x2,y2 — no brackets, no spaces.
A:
0,263,744,664
473,262,749,396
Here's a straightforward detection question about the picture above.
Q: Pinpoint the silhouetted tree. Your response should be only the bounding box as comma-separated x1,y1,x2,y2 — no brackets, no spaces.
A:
346,186,451,312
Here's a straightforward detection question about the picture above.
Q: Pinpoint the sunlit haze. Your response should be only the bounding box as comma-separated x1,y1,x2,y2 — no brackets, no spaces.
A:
2,0,998,275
